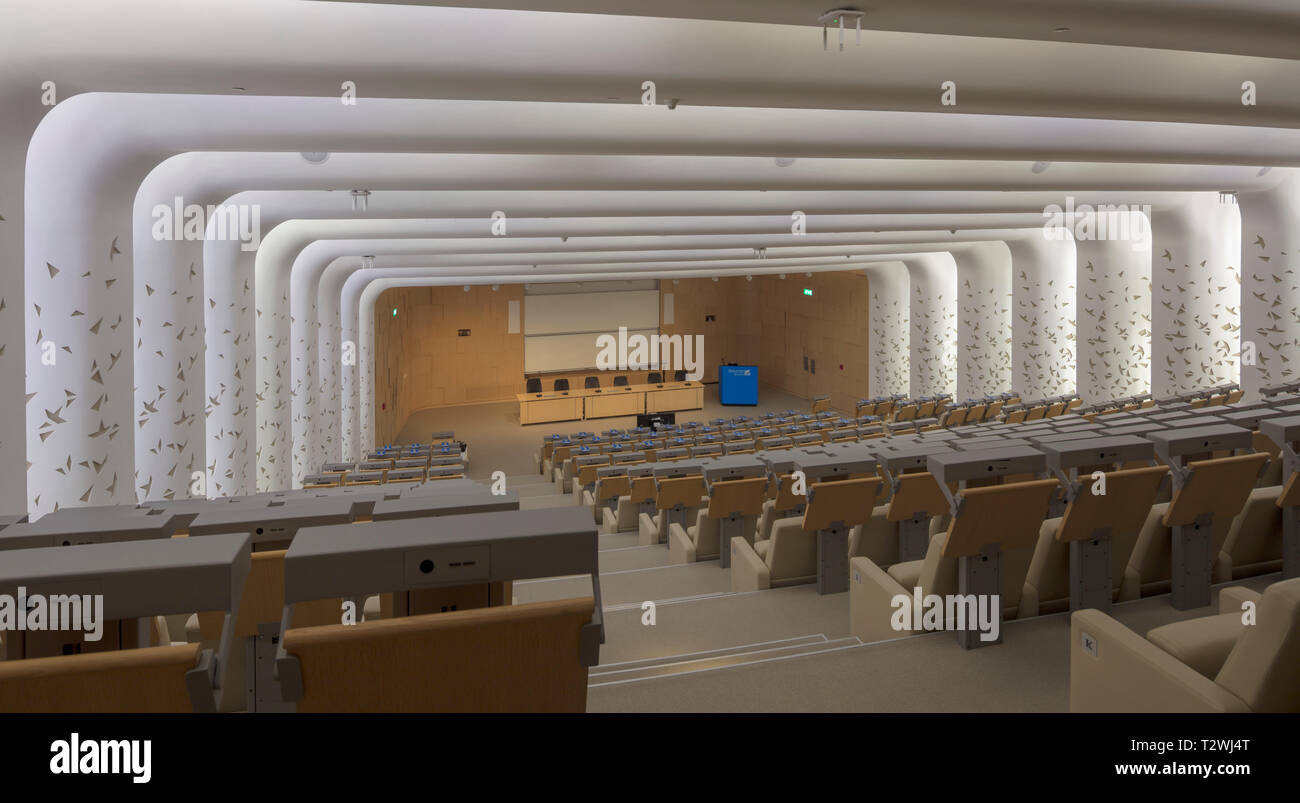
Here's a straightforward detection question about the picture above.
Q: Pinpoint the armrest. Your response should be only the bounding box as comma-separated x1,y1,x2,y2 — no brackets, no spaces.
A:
730,537,770,591
637,511,661,546
849,556,912,644
1069,609,1251,713
667,522,696,564
1219,586,1263,616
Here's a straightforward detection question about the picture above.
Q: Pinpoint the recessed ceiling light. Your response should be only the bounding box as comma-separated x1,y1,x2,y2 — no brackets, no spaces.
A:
1258,166,1274,177
232,86,248,92
1031,161,1052,174
774,157,797,168
1052,26,1071,33
301,152,330,165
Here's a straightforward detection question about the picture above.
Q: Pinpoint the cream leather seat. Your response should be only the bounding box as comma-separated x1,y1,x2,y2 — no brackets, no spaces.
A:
637,475,707,546
668,476,766,564
850,479,1057,644
1071,578,1300,712
607,473,655,533
756,474,804,543
1020,465,1169,616
1214,485,1284,582
732,477,883,592
1124,453,1269,598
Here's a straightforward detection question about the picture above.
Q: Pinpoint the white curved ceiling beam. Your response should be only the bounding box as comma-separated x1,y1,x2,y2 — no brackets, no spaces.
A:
23,89,1297,511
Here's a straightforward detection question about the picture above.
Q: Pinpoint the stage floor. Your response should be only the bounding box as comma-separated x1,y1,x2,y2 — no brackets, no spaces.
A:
393,382,810,480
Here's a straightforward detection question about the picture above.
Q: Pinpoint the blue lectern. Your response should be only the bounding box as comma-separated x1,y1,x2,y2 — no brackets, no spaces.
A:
718,365,759,406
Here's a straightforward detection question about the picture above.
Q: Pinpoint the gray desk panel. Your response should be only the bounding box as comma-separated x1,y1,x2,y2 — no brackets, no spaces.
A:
284,507,597,604
1040,435,1155,470
928,445,1047,484
0,509,178,551
1146,424,1252,456
0,533,250,620
370,493,520,521
187,499,356,544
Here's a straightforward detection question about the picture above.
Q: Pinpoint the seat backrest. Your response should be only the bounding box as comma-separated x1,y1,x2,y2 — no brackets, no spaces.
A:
803,477,883,531
771,474,805,512
553,378,570,391
526,377,542,394
895,404,917,422
1214,578,1300,712
1056,465,1169,587
656,476,707,511
765,523,818,584
674,370,687,382
886,472,951,522
1278,471,1300,508
1163,453,1269,536
576,458,611,487
985,401,1004,419
707,477,769,519
596,474,632,502
0,643,201,712
942,479,1058,613
1220,485,1284,570
943,407,968,427
647,372,663,384
283,597,595,712
584,376,600,389
629,475,657,504
613,375,629,387
1005,409,1027,424
1026,405,1047,421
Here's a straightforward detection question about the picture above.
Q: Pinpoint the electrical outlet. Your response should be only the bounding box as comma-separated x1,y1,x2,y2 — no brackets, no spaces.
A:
403,545,491,585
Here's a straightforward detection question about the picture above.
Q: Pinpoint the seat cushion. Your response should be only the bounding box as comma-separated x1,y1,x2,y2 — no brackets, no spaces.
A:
887,559,925,591
1146,612,1243,679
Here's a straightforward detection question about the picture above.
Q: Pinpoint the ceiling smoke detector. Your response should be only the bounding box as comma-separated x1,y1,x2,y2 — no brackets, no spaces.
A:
818,8,866,51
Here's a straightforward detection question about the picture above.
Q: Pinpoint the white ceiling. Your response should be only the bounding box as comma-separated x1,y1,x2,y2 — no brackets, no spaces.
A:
6,0,1298,287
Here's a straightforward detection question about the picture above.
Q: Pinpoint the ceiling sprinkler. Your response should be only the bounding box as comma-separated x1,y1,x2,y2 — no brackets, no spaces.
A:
819,8,865,51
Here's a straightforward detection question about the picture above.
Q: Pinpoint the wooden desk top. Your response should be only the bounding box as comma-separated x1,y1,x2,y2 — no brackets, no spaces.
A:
516,381,701,403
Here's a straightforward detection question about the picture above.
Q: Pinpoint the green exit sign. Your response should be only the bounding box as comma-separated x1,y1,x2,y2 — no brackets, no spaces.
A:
802,288,814,297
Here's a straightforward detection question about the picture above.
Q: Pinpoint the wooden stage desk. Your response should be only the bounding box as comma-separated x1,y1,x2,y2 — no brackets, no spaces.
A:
516,381,704,425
